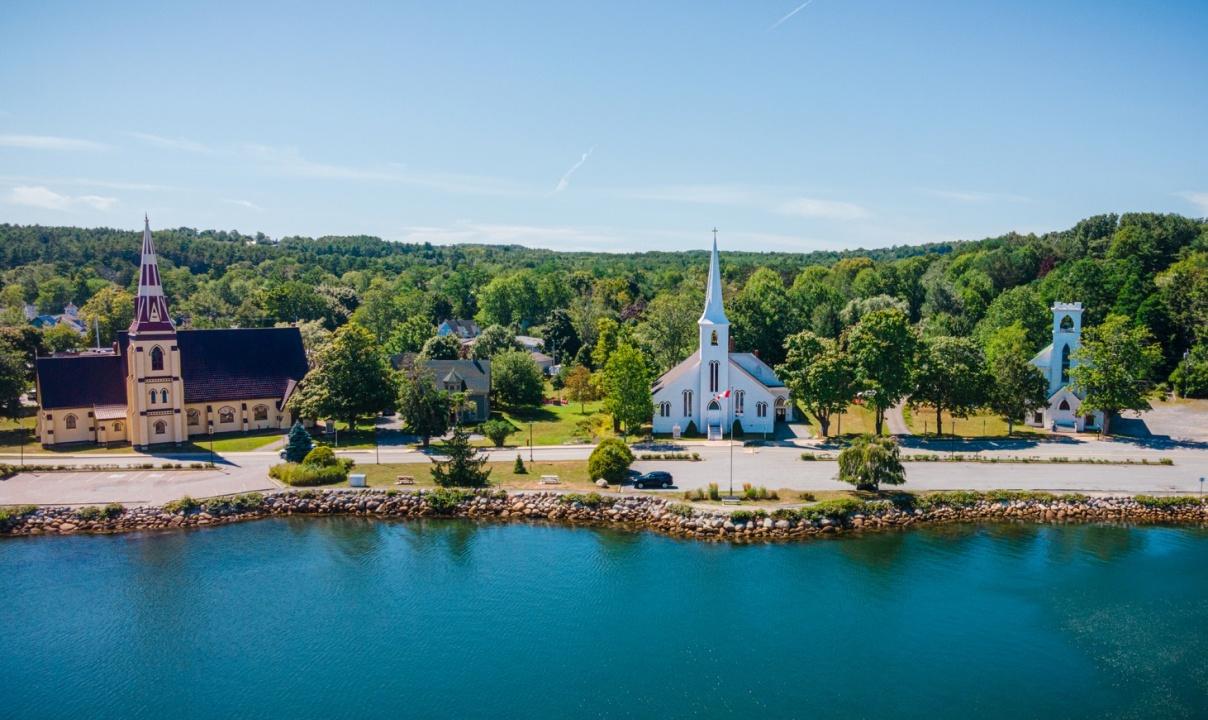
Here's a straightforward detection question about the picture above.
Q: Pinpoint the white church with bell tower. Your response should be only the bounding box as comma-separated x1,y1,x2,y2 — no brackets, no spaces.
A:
651,232,792,439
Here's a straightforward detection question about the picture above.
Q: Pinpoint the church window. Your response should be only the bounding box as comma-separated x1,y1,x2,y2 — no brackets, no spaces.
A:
150,346,164,371
219,407,236,424
1060,344,1071,384
64,414,77,430
756,402,768,418
709,361,719,393
659,402,671,418
253,405,268,421
735,390,745,415
148,390,156,404
682,390,693,417
710,330,718,346
1058,399,1071,411
113,422,123,432
160,389,169,404
153,420,166,435
1033,412,1043,424
1060,315,1074,332
187,409,200,427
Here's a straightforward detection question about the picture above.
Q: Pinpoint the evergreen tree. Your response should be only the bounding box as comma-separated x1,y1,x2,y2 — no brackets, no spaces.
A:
513,453,527,474
283,422,314,463
431,426,491,487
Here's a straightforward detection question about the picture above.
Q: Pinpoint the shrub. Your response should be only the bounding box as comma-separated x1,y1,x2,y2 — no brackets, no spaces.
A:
481,419,517,448
303,446,338,467
560,492,608,508
800,452,818,461
1134,495,1203,509
164,496,200,514
426,487,471,514
741,484,778,501
797,497,869,521
684,420,698,436
684,488,706,501
101,502,124,519
588,438,634,484
837,435,905,491
798,492,816,502
284,421,314,463
707,483,720,501
269,462,348,487
0,504,37,525
771,508,797,521
76,504,125,520
667,503,694,518
76,505,103,520
730,510,754,523
513,454,527,474
915,490,984,510
691,452,700,461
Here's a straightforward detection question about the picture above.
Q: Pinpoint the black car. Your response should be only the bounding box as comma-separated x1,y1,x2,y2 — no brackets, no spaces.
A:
633,471,673,489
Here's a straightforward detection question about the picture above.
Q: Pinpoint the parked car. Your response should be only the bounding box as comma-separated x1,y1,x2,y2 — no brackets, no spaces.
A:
633,471,673,489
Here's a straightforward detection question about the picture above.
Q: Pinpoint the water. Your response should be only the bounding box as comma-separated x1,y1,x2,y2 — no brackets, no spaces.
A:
2,519,1207,719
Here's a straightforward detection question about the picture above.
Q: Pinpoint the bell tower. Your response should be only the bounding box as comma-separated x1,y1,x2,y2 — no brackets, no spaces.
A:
1048,301,1084,396
126,215,187,448
698,230,730,435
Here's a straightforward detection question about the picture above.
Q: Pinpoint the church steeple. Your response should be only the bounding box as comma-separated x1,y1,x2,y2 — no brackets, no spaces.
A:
699,229,729,325
129,215,175,335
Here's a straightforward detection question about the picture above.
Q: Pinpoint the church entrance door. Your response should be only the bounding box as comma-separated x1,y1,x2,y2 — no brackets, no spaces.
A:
706,400,722,440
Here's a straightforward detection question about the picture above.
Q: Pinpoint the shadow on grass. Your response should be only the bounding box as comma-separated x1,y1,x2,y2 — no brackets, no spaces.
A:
497,406,561,423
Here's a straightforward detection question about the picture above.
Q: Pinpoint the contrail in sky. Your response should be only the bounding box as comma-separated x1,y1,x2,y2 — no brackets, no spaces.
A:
554,146,595,193
769,0,816,30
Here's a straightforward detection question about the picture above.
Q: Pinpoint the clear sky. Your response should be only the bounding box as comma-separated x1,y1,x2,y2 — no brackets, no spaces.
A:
2,0,1206,252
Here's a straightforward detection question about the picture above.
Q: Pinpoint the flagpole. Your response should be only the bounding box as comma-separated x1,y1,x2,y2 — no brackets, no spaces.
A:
728,387,734,499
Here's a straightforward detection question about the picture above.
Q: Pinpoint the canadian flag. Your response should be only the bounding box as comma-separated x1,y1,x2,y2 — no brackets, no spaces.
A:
713,389,731,401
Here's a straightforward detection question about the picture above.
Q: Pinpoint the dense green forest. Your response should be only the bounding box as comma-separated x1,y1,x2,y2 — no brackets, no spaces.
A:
1,212,1206,413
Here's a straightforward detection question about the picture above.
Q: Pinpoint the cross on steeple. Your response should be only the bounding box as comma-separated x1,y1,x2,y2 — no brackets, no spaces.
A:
712,227,718,242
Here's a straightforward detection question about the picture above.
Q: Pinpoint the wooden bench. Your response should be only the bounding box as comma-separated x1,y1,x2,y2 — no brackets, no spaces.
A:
539,475,561,485
395,475,415,485
721,497,741,506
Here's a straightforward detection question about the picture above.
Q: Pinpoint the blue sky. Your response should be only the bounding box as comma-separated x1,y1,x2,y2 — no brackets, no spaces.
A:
2,0,1206,252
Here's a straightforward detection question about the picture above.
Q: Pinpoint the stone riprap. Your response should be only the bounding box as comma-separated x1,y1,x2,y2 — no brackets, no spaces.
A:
3,489,1208,539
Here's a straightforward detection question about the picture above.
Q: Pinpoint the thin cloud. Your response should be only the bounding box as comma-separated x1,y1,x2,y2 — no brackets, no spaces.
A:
553,146,595,193
624,183,869,221
128,131,211,153
623,184,764,206
6,185,117,211
1178,191,1208,215
0,134,108,151
769,0,816,30
223,198,263,211
777,197,869,220
0,175,171,191
920,188,1029,203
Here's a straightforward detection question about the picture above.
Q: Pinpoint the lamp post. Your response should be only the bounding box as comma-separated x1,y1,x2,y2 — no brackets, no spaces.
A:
529,422,534,463
207,423,214,468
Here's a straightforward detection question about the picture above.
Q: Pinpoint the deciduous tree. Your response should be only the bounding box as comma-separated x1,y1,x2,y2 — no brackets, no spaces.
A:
844,309,919,435
1071,314,1162,434
600,343,651,435
910,336,991,436
776,331,856,438
491,350,544,407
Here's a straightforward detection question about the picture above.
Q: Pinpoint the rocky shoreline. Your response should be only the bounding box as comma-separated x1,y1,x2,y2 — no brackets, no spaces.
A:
3,488,1208,540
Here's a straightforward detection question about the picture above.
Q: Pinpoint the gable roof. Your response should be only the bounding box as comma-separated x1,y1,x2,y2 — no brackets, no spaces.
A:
36,352,127,409
423,359,491,394
174,328,309,403
1030,342,1054,369
730,353,785,388
652,350,700,393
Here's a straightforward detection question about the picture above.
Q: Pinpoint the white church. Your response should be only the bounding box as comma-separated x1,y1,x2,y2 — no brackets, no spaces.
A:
651,237,792,439
1026,301,1104,432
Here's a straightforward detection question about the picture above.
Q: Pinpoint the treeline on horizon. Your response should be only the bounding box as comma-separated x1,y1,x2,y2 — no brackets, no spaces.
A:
0,211,1206,399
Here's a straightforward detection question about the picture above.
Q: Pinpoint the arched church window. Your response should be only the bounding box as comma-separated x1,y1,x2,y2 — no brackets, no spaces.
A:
735,390,745,415
756,402,768,418
659,402,671,418
187,409,200,426
253,405,268,421
150,346,164,371
160,389,169,404
1058,399,1071,411
219,407,235,424
113,422,123,432
708,361,719,393
1060,315,1074,332
153,420,166,435
710,330,718,346
64,414,77,430
682,390,693,417
148,390,156,404
1060,344,1071,384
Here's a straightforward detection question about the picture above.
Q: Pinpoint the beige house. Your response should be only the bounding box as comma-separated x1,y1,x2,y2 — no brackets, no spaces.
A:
34,217,309,449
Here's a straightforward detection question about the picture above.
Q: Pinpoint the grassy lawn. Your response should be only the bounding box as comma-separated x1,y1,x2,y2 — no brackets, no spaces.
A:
474,398,613,447
903,405,1043,439
180,430,284,453
337,459,598,490
0,417,282,455
802,404,883,439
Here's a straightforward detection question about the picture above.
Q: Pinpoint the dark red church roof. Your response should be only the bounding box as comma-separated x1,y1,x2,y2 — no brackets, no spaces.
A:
35,352,127,410
176,328,309,403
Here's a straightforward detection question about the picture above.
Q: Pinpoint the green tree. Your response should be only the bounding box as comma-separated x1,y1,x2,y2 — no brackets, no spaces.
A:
471,324,520,359
1071,314,1162,434
634,292,700,372
42,324,84,353
289,323,398,426
845,309,919,435
540,308,580,364
420,333,463,360
384,315,435,357
563,365,599,412
491,350,544,407
776,331,856,438
283,422,314,463
78,285,134,345
910,336,991,436
588,437,634,485
973,286,1050,350
600,343,652,435
431,425,491,487
513,453,527,474
837,434,906,491
262,281,329,324
592,317,620,369
984,323,1049,435
0,336,27,419
481,418,516,448
396,364,452,447
730,268,790,365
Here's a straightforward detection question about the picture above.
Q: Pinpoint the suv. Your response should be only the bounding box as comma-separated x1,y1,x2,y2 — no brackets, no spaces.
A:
633,471,673,489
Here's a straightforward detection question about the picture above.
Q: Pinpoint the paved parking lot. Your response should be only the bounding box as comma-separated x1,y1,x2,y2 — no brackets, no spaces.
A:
0,468,279,507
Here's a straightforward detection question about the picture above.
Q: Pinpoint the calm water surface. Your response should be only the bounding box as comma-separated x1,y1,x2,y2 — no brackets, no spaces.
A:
2,519,1207,719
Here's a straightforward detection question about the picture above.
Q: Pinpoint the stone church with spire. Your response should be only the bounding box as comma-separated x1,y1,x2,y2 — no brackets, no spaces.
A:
650,235,792,439
34,217,309,448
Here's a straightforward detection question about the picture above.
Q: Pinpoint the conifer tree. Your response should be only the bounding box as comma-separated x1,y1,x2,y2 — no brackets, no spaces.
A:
284,422,314,463
431,426,491,487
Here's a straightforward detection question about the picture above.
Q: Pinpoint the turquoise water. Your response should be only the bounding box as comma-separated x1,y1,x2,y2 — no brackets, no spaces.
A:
2,519,1207,719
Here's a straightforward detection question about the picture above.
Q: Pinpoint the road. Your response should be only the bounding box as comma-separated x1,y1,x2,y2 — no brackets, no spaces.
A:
3,435,1207,505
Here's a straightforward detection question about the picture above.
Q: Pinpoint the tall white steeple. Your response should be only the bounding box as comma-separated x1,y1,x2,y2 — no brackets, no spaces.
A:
697,230,730,436
699,229,729,325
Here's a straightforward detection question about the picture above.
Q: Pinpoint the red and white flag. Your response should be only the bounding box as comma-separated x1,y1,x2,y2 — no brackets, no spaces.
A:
713,389,731,400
